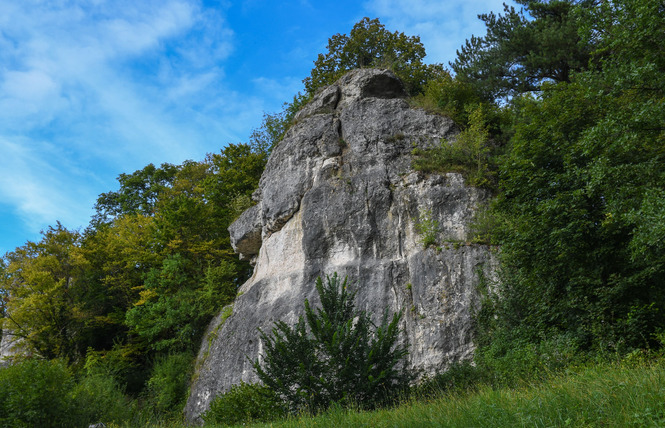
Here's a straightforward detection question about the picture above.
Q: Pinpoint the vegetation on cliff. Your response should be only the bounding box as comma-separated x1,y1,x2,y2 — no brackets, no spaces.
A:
1,0,664,425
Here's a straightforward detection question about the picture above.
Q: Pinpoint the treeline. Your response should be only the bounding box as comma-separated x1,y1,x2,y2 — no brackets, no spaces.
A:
462,0,665,363
412,0,665,362
0,143,268,417
1,0,664,425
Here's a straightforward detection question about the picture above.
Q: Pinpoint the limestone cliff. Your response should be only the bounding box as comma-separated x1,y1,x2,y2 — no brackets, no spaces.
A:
184,69,496,422
0,329,25,367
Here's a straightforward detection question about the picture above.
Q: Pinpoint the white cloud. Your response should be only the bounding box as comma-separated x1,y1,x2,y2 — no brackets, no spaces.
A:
0,136,92,230
2,70,59,101
0,0,258,239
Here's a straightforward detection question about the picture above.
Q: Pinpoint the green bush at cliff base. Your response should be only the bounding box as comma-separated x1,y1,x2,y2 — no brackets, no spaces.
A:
145,352,195,416
202,382,286,426
254,273,412,415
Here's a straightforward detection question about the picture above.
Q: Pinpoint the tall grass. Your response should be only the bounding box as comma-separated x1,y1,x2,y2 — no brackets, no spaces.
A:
235,357,665,428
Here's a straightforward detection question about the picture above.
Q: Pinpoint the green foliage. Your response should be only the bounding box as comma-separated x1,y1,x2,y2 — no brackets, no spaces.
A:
413,104,496,188
83,343,149,395
254,274,411,415
0,224,90,361
483,0,665,356
92,163,179,226
0,359,75,427
202,382,286,426
303,17,437,96
467,203,499,245
411,69,484,126
451,0,592,101
69,372,135,426
125,255,231,353
0,358,135,428
145,352,194,416
414,209,439,248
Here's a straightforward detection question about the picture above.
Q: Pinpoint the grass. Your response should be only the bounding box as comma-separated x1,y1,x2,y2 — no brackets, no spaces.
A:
105,355,665,427
223,357,665,428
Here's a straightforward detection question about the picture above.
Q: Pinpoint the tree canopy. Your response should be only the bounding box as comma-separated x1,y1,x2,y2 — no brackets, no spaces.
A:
303,17,438,96
451,0,593,101
476,0,665,355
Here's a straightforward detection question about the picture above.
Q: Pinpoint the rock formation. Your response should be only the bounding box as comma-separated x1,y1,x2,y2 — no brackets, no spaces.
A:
0,329,26,367
185,69,496,423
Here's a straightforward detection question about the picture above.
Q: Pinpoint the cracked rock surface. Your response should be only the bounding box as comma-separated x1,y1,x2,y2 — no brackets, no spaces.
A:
185,69,496,423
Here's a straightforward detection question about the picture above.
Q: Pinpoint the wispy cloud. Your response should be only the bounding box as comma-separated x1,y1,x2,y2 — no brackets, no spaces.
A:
0,0,259,243
0,136,88,228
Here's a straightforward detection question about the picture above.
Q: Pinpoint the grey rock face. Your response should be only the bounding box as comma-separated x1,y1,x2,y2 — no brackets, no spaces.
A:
185,69,496,423
0,328,26,367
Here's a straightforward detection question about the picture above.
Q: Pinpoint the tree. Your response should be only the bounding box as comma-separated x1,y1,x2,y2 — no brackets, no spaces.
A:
254,274,410,414
249,94,310,153
0,224,90,360
119,144,266,354
92,163,179,226
481,0,665,354
451,0,593,101
124,255,237,352
303,17,437,96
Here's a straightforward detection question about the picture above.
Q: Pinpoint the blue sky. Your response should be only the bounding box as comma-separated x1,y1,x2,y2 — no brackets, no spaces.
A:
0,0,510,255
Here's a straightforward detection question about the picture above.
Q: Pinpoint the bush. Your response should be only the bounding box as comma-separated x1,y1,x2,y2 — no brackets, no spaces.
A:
413,104,496,188
202,382,285,426
69,373,134,426
145,352,194,416
83,343,148,395
415,209,439,248
412,70,483,125
254,273,412,415
0,359,75,428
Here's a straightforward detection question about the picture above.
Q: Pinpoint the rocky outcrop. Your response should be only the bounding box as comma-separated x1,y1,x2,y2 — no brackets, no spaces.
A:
0,329,26,367
185,69,496,423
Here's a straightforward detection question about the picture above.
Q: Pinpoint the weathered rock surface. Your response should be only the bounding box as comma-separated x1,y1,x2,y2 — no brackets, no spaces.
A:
0,329,26,367
185,69,496,423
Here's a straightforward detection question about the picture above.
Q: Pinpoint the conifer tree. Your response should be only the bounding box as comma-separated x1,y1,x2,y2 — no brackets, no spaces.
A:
254,274,411,414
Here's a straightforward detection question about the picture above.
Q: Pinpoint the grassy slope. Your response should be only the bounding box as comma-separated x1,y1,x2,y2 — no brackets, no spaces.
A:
220,357,665,428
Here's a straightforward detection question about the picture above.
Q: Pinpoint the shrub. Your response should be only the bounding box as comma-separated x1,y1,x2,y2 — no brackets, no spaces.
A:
254,273,412,415
202,382,285,426
69,373,134,426
0,358,75,428
411,70,483,125
468,203,500,245
413,104,496,188
415,209,439,248
83,343,148,395
145,352,194,416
